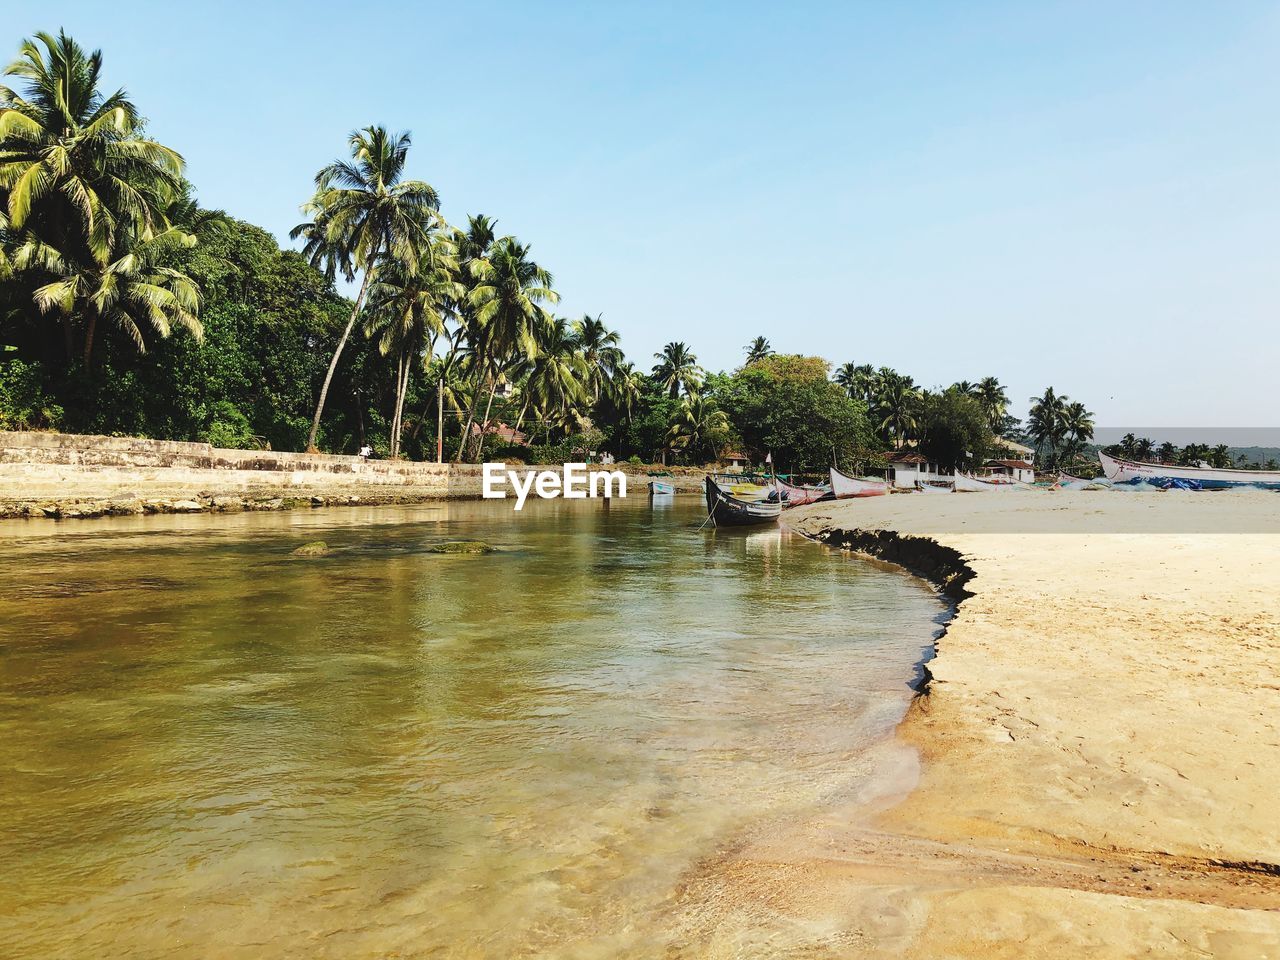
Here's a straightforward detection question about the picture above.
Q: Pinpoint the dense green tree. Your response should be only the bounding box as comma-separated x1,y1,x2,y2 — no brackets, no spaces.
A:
917,388,993,471
715,355,873,472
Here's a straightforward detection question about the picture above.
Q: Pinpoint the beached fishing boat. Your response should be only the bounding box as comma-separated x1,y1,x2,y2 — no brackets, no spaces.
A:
954,472,1018,492
1099,451,1280,490
649,479,675,495
704,476,782,526
915,480,954,493
829,467,889,499
773,476,831,507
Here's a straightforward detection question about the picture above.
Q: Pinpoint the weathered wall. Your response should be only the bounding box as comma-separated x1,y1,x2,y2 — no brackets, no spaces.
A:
0,431,478,500
0,431,670,519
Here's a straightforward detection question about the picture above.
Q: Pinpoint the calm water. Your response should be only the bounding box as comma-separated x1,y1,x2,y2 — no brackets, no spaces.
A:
0,497,944,958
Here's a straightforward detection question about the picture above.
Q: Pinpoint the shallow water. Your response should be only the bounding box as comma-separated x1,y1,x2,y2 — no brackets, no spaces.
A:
0,497,944,958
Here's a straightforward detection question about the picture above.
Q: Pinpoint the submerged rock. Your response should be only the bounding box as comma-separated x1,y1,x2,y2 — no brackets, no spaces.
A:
291,540,330,557
428,540,494,554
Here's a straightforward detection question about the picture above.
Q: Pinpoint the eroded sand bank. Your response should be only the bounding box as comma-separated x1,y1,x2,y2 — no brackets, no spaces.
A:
670,492,1280,958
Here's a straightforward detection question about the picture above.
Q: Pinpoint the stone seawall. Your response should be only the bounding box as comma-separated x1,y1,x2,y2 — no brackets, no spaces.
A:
0,431,668,520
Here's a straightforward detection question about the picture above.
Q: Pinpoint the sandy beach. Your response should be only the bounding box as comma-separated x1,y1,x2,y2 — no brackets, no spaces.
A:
700,490,1280,957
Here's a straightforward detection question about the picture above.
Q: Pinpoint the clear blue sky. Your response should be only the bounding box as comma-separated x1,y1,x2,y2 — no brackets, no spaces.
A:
21,1,1280,425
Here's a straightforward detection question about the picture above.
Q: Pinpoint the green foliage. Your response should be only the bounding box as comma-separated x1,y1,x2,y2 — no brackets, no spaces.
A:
716,355,873,472
0,356,61,429
917,389,993,471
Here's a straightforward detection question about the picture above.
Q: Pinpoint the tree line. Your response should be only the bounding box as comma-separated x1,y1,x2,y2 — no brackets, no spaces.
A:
2,30,1104,475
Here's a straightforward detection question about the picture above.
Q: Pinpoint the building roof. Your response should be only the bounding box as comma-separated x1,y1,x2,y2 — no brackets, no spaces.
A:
993,437,1035,455
988,459,1034,469
468,422,528,445
722,451,748,460
887,451,928,463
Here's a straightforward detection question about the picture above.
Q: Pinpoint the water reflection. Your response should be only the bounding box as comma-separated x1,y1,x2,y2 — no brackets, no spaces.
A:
0,497,943,958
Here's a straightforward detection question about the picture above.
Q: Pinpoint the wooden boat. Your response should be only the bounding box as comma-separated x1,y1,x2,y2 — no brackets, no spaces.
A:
954,472,1018,492
829,467,889,499
915,480,954,493
649,479,676,495
773,476,831,507
704,476,782,526
1099,451,1280,490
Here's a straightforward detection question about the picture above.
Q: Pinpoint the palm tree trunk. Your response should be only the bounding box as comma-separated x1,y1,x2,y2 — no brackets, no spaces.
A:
455,367,489,462
474,381,499,462
306,268,374,453
393,351,412,459
82,313,98,367
389,351,405,458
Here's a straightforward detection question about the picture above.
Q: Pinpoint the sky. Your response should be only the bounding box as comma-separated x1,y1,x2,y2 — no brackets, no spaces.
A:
19,1,1280,424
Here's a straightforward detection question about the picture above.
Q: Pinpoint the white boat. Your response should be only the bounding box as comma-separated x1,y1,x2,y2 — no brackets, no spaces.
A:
649,479,675,495
829,467,889,498
915,481,954,494
954,472,1018,492
1099,451,1280,490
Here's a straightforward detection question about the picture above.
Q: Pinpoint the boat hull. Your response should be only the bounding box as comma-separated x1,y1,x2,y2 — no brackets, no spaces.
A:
916,481,953,493
954,473,1018,492
1099,452,1280,490
649,480,675,495
705,477,782,526
829,467,888,498
774,477,832,507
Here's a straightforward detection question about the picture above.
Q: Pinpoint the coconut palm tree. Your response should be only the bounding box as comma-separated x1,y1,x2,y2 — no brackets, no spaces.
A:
652,341,702,398
519,316,588,450
291,126,441,451
666,393,729,461
572,314,622,401
1060,401,1094,465
460,236,558,460
1,30,193,361
975,376,1009,432
1026,387,1068,468
744,336,772,364
875,376,921,447
363,241,462,457
31,224,201,363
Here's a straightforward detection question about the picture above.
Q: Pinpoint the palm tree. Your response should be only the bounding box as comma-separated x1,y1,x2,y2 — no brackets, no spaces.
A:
573,314,622,401
876,377,921,447
1060,401,1094,465
31,224,201,362
1157,441,1178,464
1026,387,1068,469
363,241,462,457
744,336,772,364
461,236,558,460
1135,437,1156,462
666,393,729,461
520,316,587,449
291,126,441,451
652,342,702,398
975,377,1009,433
833,362,877,405
1,30,192,361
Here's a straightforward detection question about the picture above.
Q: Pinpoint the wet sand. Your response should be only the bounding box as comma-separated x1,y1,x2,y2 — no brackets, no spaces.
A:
733,491,1280,958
